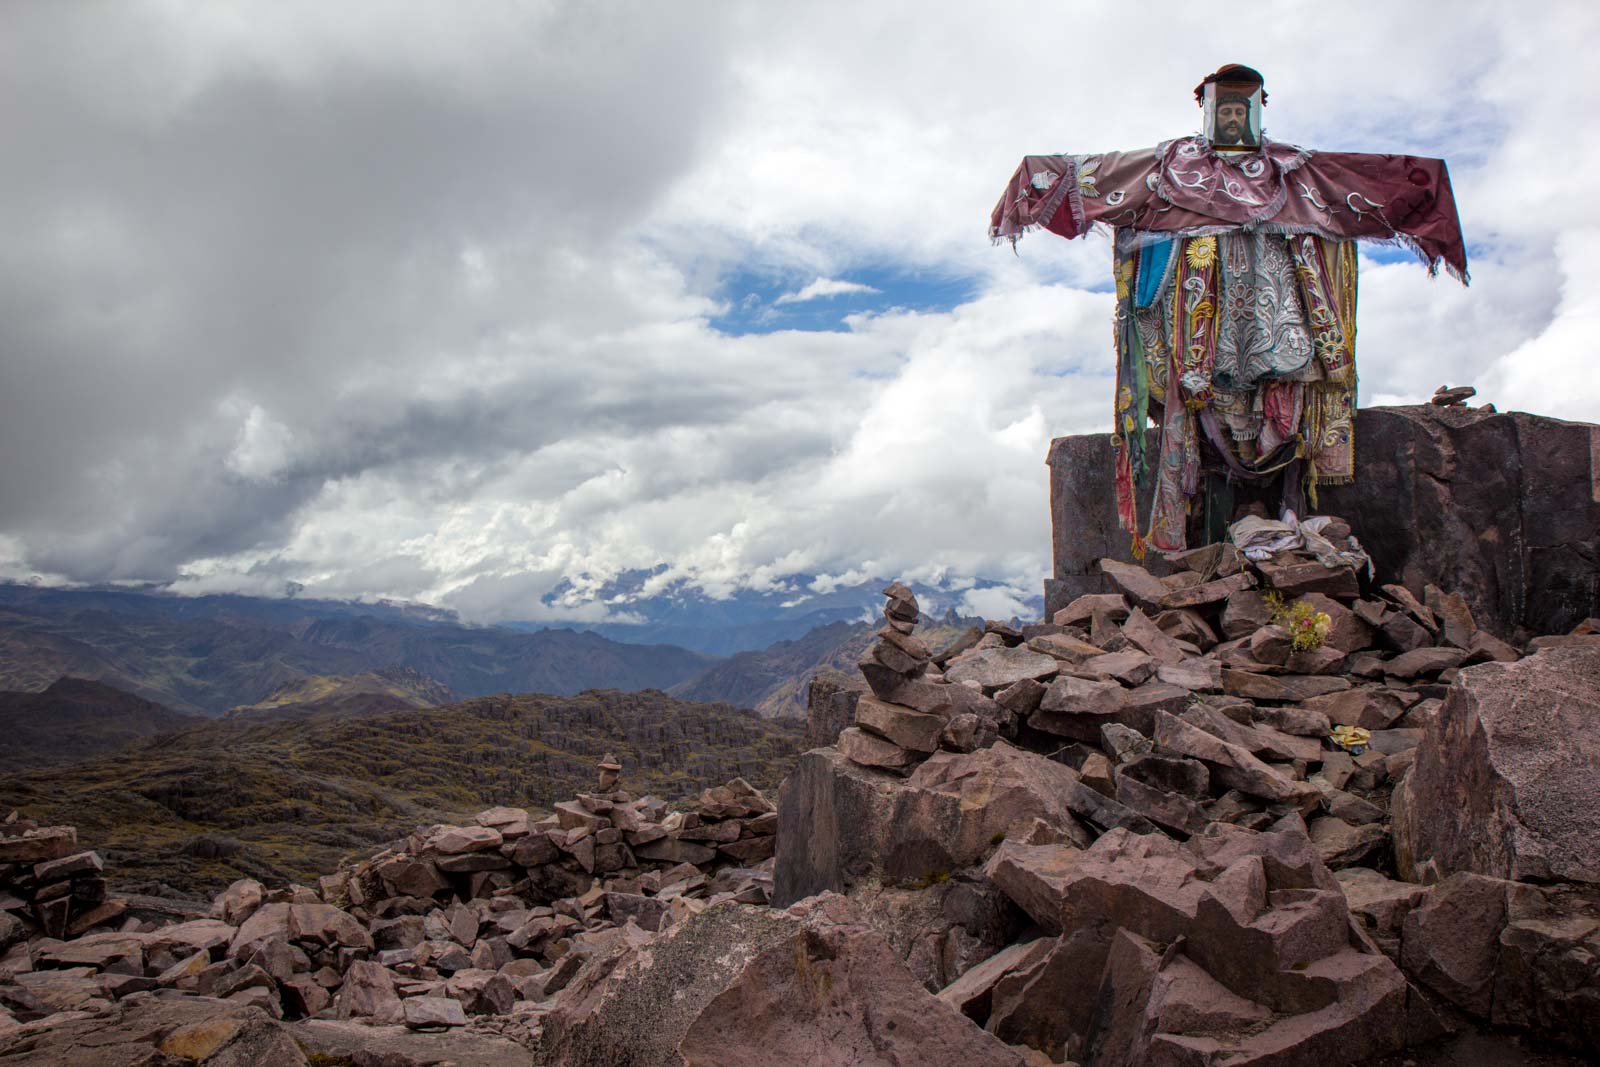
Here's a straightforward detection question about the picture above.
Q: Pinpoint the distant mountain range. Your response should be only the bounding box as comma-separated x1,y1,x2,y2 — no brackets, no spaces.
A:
529,568,1039,655
0,579,988,896
0,580,1009,719
0,583,713,715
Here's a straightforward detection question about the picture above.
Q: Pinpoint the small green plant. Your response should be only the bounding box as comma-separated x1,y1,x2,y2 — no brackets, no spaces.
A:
913,869,952,889
1263,591,1332,652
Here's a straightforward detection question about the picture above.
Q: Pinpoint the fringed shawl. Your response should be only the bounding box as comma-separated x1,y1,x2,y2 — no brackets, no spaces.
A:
990,135,1468,283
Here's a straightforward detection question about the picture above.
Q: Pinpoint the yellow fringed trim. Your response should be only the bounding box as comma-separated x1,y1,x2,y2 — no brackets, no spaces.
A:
1130,532,1148,560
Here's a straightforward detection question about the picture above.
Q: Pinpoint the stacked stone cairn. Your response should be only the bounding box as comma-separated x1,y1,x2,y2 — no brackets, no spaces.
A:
0,817,117,945
839,581,1012,772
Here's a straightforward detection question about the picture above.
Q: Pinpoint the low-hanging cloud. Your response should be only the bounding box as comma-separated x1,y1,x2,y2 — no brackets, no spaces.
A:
1,1,1595,623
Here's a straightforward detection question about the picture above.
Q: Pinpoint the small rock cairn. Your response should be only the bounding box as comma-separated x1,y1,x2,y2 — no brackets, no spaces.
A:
0,816,114,943
839,582,1013,774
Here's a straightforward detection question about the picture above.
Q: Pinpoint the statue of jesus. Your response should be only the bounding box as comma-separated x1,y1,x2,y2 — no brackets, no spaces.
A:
990,64,1468,554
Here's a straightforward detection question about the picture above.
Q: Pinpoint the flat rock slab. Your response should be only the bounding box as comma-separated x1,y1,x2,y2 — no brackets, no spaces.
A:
1310,816,1389,870
539,896,1029,1067
1054,593,1129,626
837,726,919,771
1154,711,1318,806
1222,670,1352,702
1156,659,1222,692
1256,558,1361,598
403,995,467,1028
855,697,944,754
1158,571,1256,611
0,827,78,864
1385,646,1469,677
292,1019,529,1067
1098,559,1169,609
0,994,307,1066
943,647,1061,689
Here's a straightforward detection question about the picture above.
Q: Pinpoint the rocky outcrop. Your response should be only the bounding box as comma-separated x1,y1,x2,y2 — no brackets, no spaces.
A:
776,512,1599,1062
1397,872,1600,1051
1046,405,1600,637
1391,646,1600,885
976,824,1407,1064
803,670,864,748
5,503,1598,1064
773,742,1095,905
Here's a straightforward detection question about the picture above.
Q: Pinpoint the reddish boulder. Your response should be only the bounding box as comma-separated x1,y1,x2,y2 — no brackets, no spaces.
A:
774,743,1095,905
1392,647,1600,885
539,895,1029,1067
1401,872,1510,1017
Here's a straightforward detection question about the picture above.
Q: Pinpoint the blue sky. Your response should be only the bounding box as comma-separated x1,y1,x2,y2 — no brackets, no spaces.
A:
711,266,978,336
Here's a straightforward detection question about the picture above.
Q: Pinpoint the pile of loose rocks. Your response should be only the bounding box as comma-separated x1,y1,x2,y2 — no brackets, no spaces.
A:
775,517,1600,1064
0,764,779,1063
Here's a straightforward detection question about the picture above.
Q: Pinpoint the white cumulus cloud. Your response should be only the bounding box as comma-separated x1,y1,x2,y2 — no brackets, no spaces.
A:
773,277,882,305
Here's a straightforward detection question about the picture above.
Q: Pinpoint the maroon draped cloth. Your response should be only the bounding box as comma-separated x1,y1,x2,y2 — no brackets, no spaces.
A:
990,135,1467,282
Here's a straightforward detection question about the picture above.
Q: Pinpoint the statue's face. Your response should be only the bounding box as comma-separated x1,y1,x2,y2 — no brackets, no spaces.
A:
1215,100,1253,145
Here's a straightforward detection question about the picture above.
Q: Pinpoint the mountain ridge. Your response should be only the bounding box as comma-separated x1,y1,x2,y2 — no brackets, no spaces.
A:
0,676,199,772
0,583,715,715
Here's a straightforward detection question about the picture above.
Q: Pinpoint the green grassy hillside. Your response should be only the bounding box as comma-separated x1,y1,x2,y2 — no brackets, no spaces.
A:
226,665,454,719
0,688,803,899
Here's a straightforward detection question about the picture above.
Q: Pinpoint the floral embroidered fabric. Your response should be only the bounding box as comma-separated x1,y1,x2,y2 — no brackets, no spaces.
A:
992,133,1459,554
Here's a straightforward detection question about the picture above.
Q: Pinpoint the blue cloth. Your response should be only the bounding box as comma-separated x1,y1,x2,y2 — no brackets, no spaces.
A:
1135,238,1174,308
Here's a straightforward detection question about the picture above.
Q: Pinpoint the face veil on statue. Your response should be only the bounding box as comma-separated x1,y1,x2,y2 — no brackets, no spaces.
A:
1196,63,1265,150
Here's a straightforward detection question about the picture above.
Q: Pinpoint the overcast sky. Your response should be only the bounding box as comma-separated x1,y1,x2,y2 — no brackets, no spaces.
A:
1,1,1595,624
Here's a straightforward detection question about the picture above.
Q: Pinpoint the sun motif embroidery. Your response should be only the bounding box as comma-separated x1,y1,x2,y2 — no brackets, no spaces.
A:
1185,236,1218,270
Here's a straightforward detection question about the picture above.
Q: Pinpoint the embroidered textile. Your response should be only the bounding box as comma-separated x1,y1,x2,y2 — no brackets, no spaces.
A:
995,130,1457,553
1214,231,1313,392
990,135,1469,281
1111,231,1361,551
998,127,1465,550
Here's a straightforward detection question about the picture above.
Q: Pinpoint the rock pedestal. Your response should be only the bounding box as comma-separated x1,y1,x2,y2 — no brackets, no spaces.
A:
1046,405,1600,637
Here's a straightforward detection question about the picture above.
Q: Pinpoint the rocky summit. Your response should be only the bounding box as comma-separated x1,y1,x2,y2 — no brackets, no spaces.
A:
1,520,1598,1065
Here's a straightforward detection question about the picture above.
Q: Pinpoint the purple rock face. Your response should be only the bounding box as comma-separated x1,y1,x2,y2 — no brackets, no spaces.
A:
1046,405,1600,639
